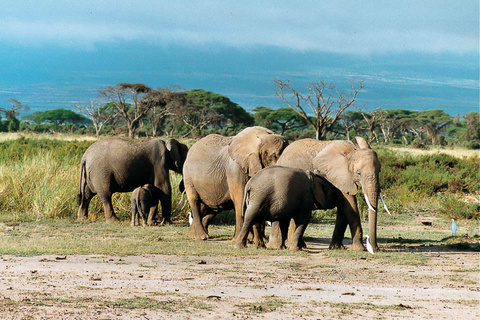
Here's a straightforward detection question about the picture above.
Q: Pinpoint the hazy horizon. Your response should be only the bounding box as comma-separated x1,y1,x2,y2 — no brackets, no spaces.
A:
1,1,478,117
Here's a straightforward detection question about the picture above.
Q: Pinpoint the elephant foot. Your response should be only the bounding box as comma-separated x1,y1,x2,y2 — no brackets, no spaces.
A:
189,228,209,241
105,215,119,224
160,218,172,226
328,242,346,250
266,238,284,250
253,237,266,249
235,240,246,249
350,241,366,252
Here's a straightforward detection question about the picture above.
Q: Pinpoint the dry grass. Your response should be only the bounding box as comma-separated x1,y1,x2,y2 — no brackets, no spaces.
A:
385,146,479,158
0,132,99,142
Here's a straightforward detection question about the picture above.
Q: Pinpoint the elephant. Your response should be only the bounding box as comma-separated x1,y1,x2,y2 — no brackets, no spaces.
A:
183,126,288,244
131,184,162,226
235,166,336,251
272,136,386,252
77,137,188,224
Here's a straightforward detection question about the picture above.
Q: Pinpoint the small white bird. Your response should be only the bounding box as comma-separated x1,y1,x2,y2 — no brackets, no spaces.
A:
266,220,272,227
451,219,457,235
188,211,193,226
365,235,375,255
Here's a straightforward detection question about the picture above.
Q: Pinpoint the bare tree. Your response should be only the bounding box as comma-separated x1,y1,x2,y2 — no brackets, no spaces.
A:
98,83,152,137
143,87,187,137
76,100,116,136
1,98,30,120
274,79,363,140
358,107,382,144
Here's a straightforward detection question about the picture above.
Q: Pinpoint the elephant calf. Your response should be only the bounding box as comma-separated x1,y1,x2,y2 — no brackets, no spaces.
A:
236,166,335,251
131,184,162,226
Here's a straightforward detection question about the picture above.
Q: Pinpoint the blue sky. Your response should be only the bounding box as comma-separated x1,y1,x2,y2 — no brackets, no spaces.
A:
0,0,478,116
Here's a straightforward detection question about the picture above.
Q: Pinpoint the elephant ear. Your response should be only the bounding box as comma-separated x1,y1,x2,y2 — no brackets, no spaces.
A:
355,136,371,149
166,138,188,174
228,127,265,176
312,145,358,195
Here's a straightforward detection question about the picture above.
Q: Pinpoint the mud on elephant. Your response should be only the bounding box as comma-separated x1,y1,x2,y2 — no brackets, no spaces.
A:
77,137,188,224
183,126,288,245
236,166,336,251
273,137,389,252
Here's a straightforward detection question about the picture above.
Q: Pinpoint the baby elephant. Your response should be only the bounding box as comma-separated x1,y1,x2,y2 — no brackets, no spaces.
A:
236,165,335,250
131,184,162,226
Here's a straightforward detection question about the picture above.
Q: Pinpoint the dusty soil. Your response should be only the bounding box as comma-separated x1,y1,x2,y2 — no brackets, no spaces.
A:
1,240,479,320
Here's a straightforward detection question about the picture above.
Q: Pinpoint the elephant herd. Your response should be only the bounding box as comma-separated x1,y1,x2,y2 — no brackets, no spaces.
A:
77,126,387,252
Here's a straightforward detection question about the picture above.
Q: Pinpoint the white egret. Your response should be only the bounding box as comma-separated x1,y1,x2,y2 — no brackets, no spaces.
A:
188,211,193,226
365,235,375,255
451,219,457,235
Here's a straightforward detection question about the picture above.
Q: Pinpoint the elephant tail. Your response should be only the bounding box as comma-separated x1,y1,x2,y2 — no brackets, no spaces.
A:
241,185,251,219
77,159,87,206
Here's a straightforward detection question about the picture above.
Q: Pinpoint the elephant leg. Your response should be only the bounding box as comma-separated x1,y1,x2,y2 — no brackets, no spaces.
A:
289,212,311,251
287,219,307,250
227,172,249,241
157,192,171,225
187,190,209,241
77,186,94,220
343,195,364,251
235,210,256,249
99,193,119,223
266,221,283,249
331,195,364,251
252,222,267,248
201,207,216,234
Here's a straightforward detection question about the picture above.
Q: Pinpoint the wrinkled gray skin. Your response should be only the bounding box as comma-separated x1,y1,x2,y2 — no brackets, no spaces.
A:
236,166,336,251
183,126,288,245
272,137,381,252
131,184,162,226
77,138,188,224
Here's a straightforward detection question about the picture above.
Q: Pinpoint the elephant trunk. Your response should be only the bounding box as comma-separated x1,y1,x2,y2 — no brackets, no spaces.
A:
364,181,379,252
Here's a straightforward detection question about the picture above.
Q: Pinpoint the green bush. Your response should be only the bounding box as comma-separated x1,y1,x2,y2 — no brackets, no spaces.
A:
439,193,480,220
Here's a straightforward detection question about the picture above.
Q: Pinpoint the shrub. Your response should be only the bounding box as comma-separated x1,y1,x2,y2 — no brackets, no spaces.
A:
439,193,480,220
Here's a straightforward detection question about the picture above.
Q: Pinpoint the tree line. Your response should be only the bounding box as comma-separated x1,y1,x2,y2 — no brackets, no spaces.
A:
1,81,479,149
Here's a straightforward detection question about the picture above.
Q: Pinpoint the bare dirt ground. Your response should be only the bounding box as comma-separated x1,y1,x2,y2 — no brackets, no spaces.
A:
1,240,479,320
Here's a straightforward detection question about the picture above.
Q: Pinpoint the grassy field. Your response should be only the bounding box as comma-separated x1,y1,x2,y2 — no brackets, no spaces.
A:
0,132,478,256
0,133,479,319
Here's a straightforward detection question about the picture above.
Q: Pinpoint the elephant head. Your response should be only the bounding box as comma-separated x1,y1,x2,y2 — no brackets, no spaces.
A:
165,138,189,174
228,126,288,177
312,137,381,250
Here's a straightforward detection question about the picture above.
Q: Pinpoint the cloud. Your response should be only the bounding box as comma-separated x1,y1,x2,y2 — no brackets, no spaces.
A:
0,0,478,54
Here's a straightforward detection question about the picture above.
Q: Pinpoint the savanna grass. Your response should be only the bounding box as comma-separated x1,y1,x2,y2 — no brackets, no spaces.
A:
0,137,189,223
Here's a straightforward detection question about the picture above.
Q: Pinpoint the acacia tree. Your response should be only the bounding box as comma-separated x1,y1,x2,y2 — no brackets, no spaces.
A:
76,100,116,136
416,109,452,145
252,106,307,135
274,79,364,140
98,83,152,137
143,87,189,137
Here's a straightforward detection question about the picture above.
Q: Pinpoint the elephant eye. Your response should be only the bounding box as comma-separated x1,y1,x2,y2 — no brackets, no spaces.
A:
356,170,361,176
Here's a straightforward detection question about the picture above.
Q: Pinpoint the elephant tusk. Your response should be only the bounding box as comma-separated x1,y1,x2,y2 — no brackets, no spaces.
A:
364,193,376,212
380,193,392,215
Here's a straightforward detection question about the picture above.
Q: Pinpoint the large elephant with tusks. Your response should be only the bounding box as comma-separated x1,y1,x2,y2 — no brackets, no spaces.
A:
270,137,389,252
77,137,188,224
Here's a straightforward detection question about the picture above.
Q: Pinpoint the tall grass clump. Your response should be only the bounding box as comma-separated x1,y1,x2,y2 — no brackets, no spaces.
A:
0,138,93,221
0,137,188,223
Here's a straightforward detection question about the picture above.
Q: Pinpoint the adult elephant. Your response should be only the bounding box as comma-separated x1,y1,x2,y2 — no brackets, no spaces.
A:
77,137,188,224
183,126,288,244
273,137,384,252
